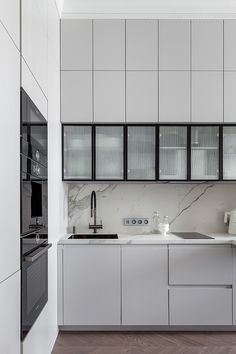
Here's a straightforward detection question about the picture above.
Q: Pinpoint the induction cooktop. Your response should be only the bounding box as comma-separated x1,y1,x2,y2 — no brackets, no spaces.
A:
173,232,214,239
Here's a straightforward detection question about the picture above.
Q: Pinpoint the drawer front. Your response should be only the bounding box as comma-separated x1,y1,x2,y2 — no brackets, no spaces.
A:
170,287,232,325
169,245,232,285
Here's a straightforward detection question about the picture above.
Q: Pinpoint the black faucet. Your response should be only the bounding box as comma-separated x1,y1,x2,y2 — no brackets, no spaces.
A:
89,191,103,233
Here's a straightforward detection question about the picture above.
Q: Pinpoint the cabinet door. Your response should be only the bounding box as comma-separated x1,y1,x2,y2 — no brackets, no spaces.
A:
94,71,125,122
191,20,223,70
63,126,92,180
96,126,124,180
159,20,190,70
0,273,20,354
191,72,223,122
93,20,125,70
63,245,120,325
223,126,236,180
224,72,236,123
159,71,190,122
127,126,156,180
61,19,92,70
61,71,92,122
126,71,158,123
224,20,236,71
191,126,219,180
126,20,158,70
170,287,232,325
0,0,20,48
159,126,187,180
122,245,168,325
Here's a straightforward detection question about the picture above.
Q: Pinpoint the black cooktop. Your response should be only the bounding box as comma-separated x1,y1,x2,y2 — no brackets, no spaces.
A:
173,232,214,240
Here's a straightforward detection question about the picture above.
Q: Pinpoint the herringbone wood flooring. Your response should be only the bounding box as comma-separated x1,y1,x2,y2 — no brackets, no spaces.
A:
52,331,236,354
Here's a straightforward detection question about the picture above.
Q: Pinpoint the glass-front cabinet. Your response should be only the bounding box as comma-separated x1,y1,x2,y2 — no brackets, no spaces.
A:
95,126,124,180
62,124,236,182
223,126,236,180
159,126,187,180
63,125,92,180
127,126,156,180
191,126,219,180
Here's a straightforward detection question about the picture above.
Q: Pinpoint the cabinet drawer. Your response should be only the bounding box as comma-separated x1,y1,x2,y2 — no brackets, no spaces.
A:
170,287,232,325
169,245,232,285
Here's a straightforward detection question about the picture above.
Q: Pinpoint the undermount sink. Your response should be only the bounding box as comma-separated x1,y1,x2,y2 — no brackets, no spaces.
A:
69,234,118,239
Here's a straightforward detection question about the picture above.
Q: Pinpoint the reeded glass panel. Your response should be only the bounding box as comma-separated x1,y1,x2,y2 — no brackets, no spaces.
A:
64,126,92,179
191,126,219,180
96,126,124,180
159,126,187,180
223,127,236,180
128,126,156,180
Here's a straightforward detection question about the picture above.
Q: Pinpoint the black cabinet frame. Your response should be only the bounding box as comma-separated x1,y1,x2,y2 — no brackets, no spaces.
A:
62,123,236,182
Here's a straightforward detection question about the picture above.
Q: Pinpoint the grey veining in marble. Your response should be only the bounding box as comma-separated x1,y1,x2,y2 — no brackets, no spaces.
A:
67,183,236,235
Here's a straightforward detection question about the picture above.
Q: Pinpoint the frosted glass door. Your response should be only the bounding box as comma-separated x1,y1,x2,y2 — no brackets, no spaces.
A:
191,126,219,180
223,127,236,180
63,126,92,179
96,126,124,180
159,126,187,180
127,126,156,180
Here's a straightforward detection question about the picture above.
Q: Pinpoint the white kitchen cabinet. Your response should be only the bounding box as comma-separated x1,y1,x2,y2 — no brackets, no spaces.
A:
224,20,236,71
191,71,223,122
122,245,168,325
0,0,20,48
61,19,92,70
170,287,232,325
0,272,20,354
224,72,236,123
61,71,92,122
169,245,232,285
63,245,121,325
159,71,190,122
126,20,158,70
159,20,190,70
0,23,20,283
93,20,125,70
126,71,158,122
22,0,48,96
233,247,236,325
191,20,223,71
94,71,125,122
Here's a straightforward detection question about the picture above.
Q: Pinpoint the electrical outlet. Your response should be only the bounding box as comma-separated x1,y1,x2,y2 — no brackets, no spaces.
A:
123,218,149,226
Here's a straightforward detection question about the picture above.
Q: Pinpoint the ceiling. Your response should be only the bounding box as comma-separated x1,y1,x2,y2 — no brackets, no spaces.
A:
62,0,236,18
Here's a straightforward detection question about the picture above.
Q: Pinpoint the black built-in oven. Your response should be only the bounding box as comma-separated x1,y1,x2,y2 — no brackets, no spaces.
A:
20,88,51,340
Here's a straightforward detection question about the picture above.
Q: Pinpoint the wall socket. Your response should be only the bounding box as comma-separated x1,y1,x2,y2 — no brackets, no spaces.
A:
123,218,149,226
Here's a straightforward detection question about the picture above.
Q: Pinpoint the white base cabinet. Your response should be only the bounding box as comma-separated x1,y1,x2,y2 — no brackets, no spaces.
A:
122,245,168,325
63,245,121,325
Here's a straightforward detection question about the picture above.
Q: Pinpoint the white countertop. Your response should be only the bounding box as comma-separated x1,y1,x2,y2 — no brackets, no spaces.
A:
58,232,236,245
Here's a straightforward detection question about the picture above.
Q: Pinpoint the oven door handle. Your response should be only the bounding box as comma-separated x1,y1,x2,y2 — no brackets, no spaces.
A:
24,243,52,262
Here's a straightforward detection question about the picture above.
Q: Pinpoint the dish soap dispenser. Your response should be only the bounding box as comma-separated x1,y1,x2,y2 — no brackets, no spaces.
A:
152,211,160,234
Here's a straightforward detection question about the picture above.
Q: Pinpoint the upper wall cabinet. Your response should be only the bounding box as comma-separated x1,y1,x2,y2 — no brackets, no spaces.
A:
192,72,223,122
126,20,158,70
93,20,125,70
224,21,236,71
159,20,190,70
22,0,48,96
126,71,158,122
192,20,223,71
61,19,92,70
0,0,20,48
224,72,236,123
61,71,92,122
159,71,190,122
94,71,125,122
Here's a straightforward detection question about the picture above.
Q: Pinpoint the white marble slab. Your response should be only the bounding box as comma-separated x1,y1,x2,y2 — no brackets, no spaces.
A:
58,232,236,245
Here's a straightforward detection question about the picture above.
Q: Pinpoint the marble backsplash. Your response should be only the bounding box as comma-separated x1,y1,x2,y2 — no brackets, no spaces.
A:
67,183,236,235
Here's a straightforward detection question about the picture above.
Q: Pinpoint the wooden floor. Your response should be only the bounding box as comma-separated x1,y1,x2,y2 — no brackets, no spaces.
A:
52,331,236,354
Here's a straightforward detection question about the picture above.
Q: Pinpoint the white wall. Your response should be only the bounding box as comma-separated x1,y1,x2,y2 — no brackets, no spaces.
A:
67,183,236,235
62,0,236,17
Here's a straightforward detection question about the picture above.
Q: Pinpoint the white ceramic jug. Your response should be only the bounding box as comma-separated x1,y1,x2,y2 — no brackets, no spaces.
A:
224,209,236,234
